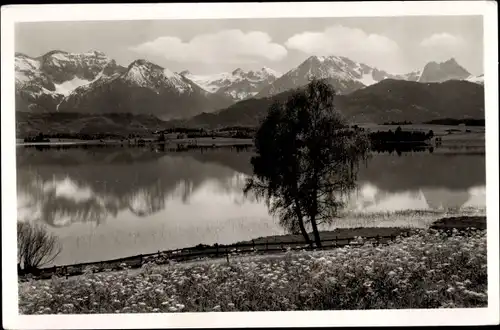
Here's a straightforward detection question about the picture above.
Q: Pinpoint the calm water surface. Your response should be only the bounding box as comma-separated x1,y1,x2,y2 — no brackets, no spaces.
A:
16,146,486,265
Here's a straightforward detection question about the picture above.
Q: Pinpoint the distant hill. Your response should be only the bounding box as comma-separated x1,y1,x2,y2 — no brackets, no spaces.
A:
168,90,298,129
177,79,485,128
335,79,484,123
16,111,169,138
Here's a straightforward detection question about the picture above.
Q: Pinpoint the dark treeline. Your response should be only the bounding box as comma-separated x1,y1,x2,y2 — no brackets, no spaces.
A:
23,133,50,143
369,126,433,146
160,128,206,134
159,127,256,139
24,143,254,154
23,132,129,141
383,120,413,125
218,126,257,132
424,118,485,126
21,125,444,145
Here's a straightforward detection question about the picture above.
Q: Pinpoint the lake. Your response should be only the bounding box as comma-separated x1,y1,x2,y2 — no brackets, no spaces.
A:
16,145,486,266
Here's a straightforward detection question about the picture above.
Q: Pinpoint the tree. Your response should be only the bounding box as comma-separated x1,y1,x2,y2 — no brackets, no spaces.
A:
157,132,166,142
244,79,371,248
17,222,62,273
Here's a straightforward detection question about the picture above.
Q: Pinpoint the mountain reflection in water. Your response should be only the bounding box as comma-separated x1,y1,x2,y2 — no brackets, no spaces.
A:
16,146,486,265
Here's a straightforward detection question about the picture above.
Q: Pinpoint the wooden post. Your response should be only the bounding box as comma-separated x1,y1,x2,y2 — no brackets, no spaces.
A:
216,245,219,257
226,247,229,264
376,235,380,246
252,240,255,251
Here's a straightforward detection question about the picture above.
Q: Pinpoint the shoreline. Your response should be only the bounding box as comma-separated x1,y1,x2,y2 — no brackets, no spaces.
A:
16,137,255,147
20,215,486,281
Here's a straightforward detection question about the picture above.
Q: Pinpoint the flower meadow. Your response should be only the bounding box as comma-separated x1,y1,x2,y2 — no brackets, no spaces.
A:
18,228,487,314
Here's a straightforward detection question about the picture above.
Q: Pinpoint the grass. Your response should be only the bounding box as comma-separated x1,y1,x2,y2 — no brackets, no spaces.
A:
25,213,486,280
18,227,487,313
245,211,486,245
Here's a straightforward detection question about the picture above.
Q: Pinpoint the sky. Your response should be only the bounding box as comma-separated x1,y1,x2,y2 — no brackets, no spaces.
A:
15,16,483,75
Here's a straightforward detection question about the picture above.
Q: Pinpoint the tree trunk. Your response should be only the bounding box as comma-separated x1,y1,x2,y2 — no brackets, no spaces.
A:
290,157,312,248
310,164,322,248
310,214,322,248
294,199,313,247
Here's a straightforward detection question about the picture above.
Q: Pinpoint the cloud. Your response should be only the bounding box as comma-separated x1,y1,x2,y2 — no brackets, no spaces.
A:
419,33,468,63
130,29,287,64
420,33,466,48
284,25,402,71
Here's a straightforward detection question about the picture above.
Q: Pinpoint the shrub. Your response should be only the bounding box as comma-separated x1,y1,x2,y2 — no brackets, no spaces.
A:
17,222,62,274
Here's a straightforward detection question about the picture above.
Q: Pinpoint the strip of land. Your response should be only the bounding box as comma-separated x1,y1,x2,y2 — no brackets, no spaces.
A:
20,215,486,281
18,223,487,313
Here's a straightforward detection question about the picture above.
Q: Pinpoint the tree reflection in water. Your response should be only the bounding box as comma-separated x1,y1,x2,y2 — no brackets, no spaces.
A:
16,145,485,228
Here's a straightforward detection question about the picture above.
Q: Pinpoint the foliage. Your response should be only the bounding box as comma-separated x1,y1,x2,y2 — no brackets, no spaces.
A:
18,229,487,314
232,131,253,139
157,133,166,142
369,127,434,145
383,121,413,125
23,133,50,143
245,79,371,247
17,222,62,273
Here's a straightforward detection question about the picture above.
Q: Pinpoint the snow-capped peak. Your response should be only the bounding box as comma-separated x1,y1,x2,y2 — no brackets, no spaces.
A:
313,55,326,63
256,54,402,98
15,49,127,112
260,66,282,78
179,66,281,101
304,55,394,85
123,59,191,93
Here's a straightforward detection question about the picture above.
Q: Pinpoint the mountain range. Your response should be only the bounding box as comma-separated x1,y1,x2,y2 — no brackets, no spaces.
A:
172,79,484,128
15,50,484,128
15,51,234,120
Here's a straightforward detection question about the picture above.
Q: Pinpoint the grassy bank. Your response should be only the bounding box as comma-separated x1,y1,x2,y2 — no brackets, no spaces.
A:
22,214,486,281
18,227,487,313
